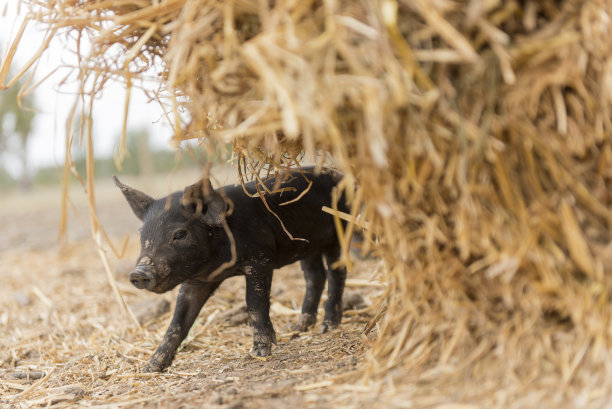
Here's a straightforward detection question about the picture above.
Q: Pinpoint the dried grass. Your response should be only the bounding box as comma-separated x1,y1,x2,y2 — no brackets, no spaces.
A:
2,0,612,407
0,214,380,407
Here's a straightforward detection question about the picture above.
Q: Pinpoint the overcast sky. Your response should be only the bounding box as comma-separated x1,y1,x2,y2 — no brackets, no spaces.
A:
0,4,174,177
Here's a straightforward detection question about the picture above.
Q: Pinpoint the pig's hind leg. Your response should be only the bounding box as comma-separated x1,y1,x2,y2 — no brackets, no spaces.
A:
294,254,326,331
322,244,347,332
245,268,276,356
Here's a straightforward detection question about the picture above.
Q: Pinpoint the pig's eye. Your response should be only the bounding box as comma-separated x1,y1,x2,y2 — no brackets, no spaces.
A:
173,230,187,241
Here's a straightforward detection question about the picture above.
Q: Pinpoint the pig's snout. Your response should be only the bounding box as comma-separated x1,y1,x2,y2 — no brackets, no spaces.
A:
129,266,156,290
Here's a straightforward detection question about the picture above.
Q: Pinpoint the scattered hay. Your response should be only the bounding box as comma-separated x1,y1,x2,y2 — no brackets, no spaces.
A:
0,201,380,407
2,0,612,407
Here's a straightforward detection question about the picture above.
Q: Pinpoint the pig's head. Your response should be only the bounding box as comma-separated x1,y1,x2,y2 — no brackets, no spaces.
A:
113,176,226,293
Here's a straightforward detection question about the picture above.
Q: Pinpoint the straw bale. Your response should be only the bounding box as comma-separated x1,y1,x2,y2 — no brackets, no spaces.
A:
3,0,612,406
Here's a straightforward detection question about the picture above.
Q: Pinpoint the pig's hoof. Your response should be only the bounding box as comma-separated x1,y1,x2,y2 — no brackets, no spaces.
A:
142,357,170,373
321,319,340,333
293,313,316,332
142,362,163,373
251,342,272,357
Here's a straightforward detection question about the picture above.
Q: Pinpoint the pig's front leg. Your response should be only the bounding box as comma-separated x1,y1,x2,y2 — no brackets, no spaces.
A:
245,268,276,356
143,280,220,372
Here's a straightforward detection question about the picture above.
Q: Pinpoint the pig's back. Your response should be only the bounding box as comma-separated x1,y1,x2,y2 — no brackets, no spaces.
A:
223,168,347,267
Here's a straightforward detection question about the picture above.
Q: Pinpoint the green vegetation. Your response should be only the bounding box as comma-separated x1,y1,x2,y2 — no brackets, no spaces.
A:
1,126,232,189
0,75,35,189
33,148,199,186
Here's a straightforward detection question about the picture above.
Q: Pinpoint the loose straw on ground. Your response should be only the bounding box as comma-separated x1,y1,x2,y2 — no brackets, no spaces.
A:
2,0,612,407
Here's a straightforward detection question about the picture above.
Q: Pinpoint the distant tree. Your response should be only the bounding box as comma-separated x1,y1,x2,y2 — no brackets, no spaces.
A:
0,80,36,190
114,128,156,176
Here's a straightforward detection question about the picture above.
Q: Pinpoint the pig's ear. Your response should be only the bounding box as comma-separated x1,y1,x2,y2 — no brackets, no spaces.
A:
113,176,155,221
182,179,225,226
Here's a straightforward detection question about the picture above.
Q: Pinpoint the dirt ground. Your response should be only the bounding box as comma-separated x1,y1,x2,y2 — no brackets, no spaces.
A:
0,170,385,408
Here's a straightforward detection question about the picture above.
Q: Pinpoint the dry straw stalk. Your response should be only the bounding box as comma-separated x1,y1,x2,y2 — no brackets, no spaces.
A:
2,0,612,407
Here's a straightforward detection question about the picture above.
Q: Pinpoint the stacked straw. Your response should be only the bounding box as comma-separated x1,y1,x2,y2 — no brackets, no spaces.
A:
3,0,612,406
